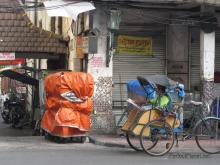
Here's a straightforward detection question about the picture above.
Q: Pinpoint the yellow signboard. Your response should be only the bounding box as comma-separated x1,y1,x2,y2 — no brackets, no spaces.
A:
117,35,152,55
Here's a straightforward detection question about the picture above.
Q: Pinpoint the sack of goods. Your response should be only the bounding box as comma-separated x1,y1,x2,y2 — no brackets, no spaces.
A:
41,72,94,138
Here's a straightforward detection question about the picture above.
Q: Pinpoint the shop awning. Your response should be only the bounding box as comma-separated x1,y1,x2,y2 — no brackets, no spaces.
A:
43,1,95,21
0,65,39,86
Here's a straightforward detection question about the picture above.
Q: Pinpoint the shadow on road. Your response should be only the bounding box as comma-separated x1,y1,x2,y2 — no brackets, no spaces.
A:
0,116,33,137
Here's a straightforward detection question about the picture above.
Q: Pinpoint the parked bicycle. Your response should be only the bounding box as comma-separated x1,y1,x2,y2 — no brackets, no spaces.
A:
189,101,220,154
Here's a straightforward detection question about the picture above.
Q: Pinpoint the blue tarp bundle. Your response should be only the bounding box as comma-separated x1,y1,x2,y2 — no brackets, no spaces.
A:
127,79,185,101
127,80,156,99
127,80,146,96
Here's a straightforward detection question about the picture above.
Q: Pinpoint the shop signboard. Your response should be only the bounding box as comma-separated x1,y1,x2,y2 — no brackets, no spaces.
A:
16,86,26,94
0,52,15,60
117,35,152,55
0,58,25,71
0,58,25,65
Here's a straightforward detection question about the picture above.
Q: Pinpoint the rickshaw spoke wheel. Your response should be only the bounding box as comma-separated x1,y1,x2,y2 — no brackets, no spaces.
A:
140,120,174,156
126,133,143,151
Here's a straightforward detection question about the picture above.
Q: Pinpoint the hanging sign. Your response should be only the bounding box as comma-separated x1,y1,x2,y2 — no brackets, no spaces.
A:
117,35,152,55
76,36,89,58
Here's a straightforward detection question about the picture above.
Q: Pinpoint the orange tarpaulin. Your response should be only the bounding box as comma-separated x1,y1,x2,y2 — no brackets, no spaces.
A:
41,72,94,137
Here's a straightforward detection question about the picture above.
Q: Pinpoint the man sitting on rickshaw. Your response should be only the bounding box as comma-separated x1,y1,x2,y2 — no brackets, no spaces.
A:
136,75,185,127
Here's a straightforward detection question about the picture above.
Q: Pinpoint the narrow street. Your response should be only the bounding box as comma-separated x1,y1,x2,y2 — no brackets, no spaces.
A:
0,135,219,165
0,113,219,165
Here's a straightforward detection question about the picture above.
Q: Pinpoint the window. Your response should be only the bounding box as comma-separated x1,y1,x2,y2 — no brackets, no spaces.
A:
58,17,62,34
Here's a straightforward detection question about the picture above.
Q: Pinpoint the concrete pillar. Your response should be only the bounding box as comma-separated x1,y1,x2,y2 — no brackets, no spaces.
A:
88,6,115,134
200,30,215,113
167,25,189,90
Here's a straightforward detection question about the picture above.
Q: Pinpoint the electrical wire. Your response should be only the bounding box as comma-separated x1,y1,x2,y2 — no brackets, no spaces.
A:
136,10,218,25
0,1,217,26
94,1,219,26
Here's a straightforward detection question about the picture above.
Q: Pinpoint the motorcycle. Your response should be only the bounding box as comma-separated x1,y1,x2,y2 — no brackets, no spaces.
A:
1,98,10,123
8,99,30,129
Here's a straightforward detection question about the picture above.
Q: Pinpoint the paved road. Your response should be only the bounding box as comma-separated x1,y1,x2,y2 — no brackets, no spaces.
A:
0,136,219,165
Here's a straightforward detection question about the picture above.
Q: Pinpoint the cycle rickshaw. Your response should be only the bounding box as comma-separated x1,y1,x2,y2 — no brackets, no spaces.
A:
119,75,220,156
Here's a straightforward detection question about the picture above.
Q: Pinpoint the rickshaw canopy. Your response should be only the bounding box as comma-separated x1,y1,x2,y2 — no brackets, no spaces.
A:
141,75,177,87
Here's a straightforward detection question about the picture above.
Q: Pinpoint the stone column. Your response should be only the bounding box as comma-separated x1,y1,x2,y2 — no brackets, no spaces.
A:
200,30,215,114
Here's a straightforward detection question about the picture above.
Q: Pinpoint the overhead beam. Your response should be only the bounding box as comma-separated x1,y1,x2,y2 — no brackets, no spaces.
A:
15,52,62,60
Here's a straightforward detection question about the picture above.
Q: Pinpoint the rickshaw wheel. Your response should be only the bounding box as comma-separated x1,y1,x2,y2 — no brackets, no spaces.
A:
126,133,143,151
140,120,174,156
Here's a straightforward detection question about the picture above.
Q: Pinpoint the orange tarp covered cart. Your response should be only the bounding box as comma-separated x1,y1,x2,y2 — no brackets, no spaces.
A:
41,72,94,137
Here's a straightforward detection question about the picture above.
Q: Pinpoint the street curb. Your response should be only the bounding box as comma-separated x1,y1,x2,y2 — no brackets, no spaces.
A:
88,136,129,148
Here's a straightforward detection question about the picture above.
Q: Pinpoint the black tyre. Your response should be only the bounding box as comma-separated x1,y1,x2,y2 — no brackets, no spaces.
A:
71,136,86,143
140,120,174,156
195,117,220,154
80,136,87,143
44,132,53,141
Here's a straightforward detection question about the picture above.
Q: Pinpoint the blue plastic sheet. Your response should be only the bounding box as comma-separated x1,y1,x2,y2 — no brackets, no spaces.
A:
127,80,156,99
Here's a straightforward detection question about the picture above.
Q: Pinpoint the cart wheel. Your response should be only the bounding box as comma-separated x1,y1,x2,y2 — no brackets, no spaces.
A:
126,133,143,151
140,120,174,156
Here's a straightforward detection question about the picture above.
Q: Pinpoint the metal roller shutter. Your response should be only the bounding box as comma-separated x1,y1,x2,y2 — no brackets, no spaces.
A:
190,27,200,91
112,30,166,109
215,29,220,72
214,29,220,97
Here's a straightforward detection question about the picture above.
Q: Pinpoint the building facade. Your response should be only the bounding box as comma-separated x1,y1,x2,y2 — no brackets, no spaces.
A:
22,0,220,133
86,0,220,133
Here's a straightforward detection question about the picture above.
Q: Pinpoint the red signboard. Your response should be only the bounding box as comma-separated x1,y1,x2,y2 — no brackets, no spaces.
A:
0,58,25,65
